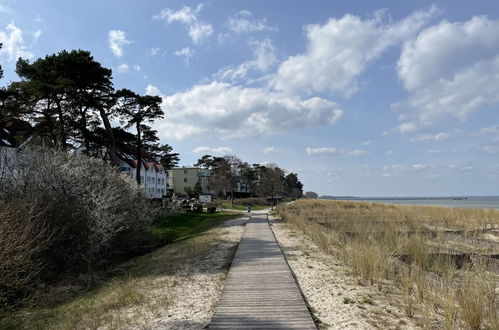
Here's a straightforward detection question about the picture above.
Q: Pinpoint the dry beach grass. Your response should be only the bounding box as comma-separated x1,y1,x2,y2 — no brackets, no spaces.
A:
277,200,499,329
1,216,248,330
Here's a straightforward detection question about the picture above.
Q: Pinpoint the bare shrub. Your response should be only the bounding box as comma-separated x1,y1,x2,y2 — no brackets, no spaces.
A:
0,200,51,310
0,146,155,310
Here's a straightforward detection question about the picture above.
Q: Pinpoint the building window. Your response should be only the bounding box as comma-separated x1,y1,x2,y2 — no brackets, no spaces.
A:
184,177,188,182
184,169,188,174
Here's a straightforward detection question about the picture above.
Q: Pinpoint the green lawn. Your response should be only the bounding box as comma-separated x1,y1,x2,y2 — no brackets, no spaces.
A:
152,211,241,244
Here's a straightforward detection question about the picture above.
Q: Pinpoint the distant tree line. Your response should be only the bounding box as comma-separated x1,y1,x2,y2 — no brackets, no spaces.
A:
194,154,304,205
0,49,179,178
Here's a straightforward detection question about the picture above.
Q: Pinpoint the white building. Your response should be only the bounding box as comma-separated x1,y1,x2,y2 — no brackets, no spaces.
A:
118,153,168,198
0,119,32,181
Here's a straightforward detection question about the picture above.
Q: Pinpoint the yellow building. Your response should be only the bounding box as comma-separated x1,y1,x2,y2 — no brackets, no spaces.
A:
167,166,212,195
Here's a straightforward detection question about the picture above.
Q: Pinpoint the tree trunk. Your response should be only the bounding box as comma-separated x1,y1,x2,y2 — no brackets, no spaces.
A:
136,122,142,185
54,98,67,150
81,107,90,156
98,107,119,167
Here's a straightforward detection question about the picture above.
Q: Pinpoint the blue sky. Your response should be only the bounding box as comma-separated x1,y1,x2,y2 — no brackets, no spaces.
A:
1,0,499,196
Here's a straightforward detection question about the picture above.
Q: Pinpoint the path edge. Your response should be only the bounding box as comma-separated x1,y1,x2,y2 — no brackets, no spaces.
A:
267,212,320,330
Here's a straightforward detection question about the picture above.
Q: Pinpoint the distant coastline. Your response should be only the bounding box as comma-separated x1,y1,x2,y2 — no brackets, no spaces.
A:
319,195,499,209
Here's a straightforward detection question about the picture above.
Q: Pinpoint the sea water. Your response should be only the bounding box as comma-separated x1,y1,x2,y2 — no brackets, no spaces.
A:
325,196,499,209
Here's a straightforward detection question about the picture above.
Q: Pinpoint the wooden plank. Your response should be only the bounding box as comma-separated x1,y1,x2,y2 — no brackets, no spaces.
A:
209,214,316,329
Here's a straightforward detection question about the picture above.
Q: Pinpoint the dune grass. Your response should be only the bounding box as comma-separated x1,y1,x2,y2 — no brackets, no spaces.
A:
278,200,499,329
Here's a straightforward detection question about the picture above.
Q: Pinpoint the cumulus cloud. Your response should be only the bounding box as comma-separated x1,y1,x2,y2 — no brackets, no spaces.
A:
0,22,34,61
150,82,343,140
192,146,233,154
116,63,129,73
395,16,499,131
271,6,438,97
108,30,132,57
398,16,499,91
145,84,162,96
362,140,373,146
226,10,276,34
153,4,213,44
174,47,194,65
263,147,275,154
306,147,367,157
394,122,418,134
214,38,277,82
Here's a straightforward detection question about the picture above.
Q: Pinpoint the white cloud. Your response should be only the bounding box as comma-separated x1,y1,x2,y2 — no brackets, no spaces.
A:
133,65,141,71
174,47,194,65
346,149,368,157
226,10,276,34
306,147,367,157
306,147,339,156
150,82,343,140
192,146,233,154
361,140,373,146
33,29,42,41
412,164,427,170
474,125,499,136
483,145,499,154
116,63,129,73
383,164,407,171
145,84,162,96
263,147,275,154
395,16,499,131
398,16,499,91
153,4,213,44
271,6,438,97
385,150,394,155
214,38,277,82
409,132,451,142
108,30,131,57
394,122,418,134
382,163,427,173
149,47,161,57
0,22,34,61
398,55,499,128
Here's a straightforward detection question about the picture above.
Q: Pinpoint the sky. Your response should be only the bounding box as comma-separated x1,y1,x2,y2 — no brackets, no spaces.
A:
1,0,499,197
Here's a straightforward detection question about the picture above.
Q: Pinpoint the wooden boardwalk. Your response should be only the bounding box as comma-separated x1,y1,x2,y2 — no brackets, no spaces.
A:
209,213,316,329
